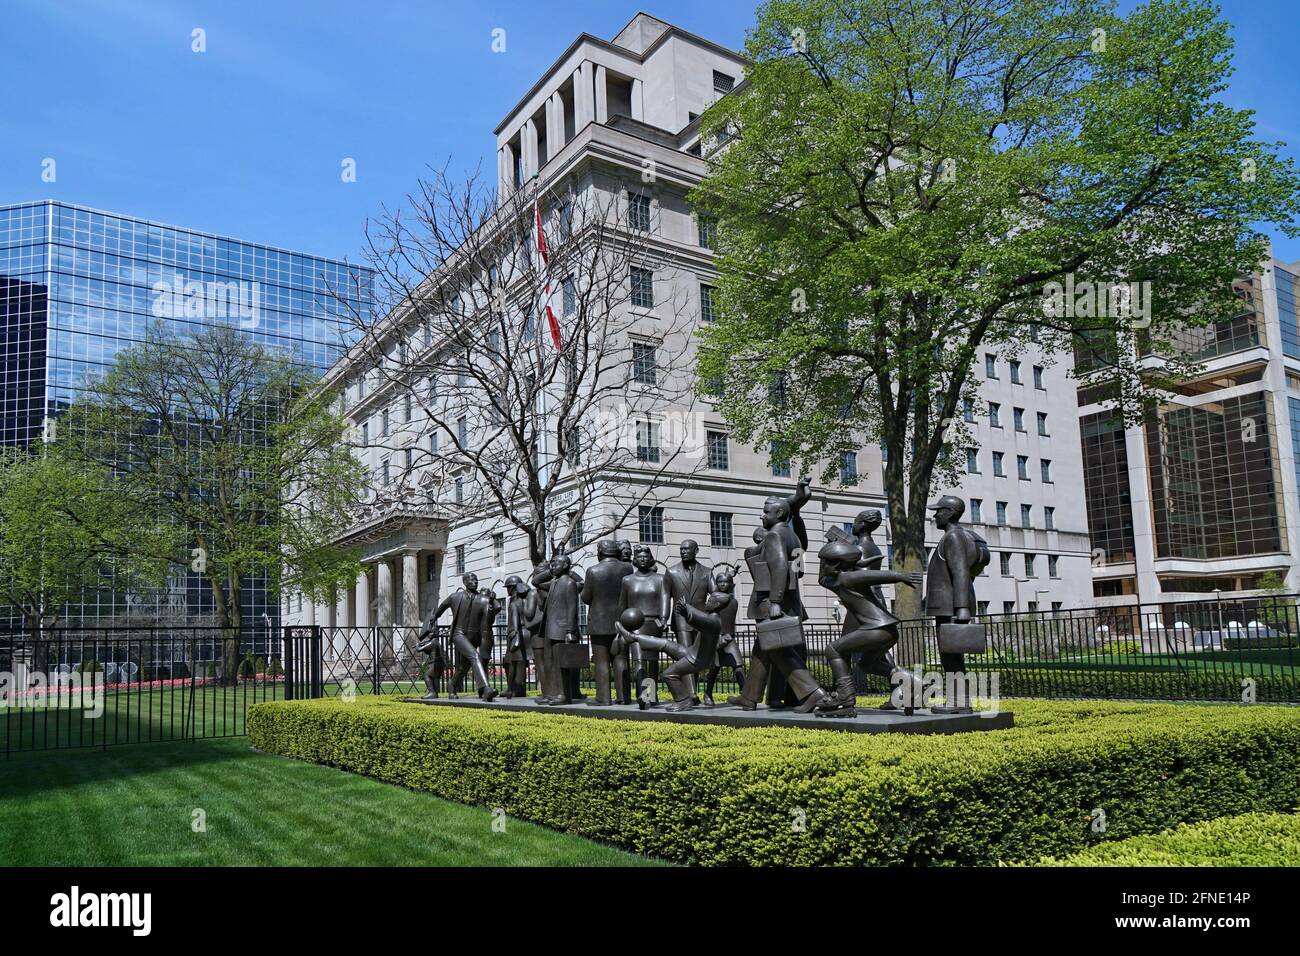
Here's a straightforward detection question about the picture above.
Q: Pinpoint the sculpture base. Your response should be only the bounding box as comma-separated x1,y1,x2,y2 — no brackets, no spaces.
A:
403,695,1013,735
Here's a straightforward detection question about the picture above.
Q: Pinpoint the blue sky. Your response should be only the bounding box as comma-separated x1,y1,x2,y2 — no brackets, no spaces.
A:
2,0,1296,263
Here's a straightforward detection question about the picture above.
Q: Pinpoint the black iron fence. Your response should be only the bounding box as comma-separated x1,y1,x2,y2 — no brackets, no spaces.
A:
1,626,282,756
5,593,1298,755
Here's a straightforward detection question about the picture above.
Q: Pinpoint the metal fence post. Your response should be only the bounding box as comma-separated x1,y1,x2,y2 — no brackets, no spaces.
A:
283,627,295,701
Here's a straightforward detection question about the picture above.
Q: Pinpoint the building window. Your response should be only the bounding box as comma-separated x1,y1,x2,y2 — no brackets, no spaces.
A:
999,552,1012,576
361,420,369,446
698,215,717,249
963,398,975,423
1013,407,1025,432
1051,600,1063,612
985,354,997,378
1021,503,1032,528
706,430,730,470
699,284,717,323
1027,601,1039,613
454,475,464,505
1037,412,1049,436
636,420,661,463
382,408,390,437
493,533,504,566
1024,553,1036,577
404,448,413,473
1017,455,1029,480
1040,459,1052,483
632,341,657,385
1010,360,1022,385
404,395,412,424
639,506,665,544
970,498,982,523
628,191,651,232
630,266,654,308
996,501,1007,526
1049,554,1059,577
992,451,1005,477
382,457,391,486
562,276,576,316
1003,601,1015,615
709,512,734,549
430,430,439,453
1045,506,1055,530
771,442,791,477
713,70,735,94
567,516,585,549
839,451,858,485
977,601,990,616
457,416,468,446
455,544,465,576
558,202,573,242
989,402,1001,428
1033,365,1045,389
966,448,979,474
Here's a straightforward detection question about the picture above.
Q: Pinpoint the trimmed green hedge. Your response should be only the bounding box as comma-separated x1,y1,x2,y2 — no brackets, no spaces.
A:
247,697,1300,866
1035,812,1300,866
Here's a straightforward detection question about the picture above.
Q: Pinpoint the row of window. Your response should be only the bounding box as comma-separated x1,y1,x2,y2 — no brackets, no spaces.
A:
984,355,1046,388
969,498,1057,530
635,506,734,548
967,449,1053,482
967,401,1051,435
995,551,1061,579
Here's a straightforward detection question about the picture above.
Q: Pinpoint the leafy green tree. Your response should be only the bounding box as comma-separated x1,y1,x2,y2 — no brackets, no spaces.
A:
0,445,173,635
692,0,1300,628
60,324,366,681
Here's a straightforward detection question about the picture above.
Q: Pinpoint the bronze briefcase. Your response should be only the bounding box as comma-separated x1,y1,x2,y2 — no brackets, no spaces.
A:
551,642,590,668
937,622,988,654
755,615,803,652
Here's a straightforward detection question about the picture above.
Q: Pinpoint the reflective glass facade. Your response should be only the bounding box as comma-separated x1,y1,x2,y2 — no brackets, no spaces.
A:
1079,411,1136,563
0,201,373,626
1146,394,1286,560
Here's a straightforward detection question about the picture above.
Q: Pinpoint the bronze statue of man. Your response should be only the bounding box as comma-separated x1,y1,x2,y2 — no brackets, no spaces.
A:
524,564,550,702
502,575,531,698
582,539,634,705
926,495,988,713
531,554,585,705
617,546,672,707
431,573,499,701
666,539,712,673
730,486,829,713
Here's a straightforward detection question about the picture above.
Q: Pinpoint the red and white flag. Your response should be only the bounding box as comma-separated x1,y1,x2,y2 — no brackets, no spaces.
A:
534,198,563,349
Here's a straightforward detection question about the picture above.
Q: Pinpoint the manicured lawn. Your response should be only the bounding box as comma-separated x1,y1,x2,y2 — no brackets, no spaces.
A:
0,737,661,866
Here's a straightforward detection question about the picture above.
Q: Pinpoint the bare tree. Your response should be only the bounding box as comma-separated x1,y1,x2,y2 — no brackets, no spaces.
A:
328,165,708,566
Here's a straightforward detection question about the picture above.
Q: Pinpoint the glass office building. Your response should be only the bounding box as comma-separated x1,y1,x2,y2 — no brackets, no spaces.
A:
0,200,372,627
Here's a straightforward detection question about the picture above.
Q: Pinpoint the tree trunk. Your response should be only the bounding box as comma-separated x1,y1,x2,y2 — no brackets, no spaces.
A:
208,570,242,686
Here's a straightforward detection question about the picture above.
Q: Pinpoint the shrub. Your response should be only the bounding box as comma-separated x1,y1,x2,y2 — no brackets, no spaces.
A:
248,697,1300,866
1034,811,1300,866
267,656,284,678
255,655,267,675
239,654,256,678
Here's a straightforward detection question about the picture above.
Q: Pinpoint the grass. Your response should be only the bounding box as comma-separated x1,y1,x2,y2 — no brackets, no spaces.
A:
0,737,661,866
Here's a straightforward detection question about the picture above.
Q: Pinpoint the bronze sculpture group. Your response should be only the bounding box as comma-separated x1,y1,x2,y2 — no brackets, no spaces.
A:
418,480,989,717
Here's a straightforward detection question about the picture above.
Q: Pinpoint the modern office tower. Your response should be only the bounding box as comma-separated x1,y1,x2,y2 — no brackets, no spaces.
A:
302,13,1091,633
0,200,373,627
1081,259,1300,605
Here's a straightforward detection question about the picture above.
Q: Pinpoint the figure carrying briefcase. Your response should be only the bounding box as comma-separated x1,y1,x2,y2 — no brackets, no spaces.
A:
551,640,590,669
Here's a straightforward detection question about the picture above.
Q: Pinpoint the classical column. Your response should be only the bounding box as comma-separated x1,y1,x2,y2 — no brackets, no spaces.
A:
342,582,356,628
630,77,644,122
402,552,421,627
546,91,565,159
522,118,539,182
574,62,594,128
303,596,316,627
594,65,608,123
377,559,395,628
355,569,371,628
498,146,512,198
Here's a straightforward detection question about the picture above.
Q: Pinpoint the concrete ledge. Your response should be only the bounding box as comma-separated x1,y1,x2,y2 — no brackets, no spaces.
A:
403,694,1013,734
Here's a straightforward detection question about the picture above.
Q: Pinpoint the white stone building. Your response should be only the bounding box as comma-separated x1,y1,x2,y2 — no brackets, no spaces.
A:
285,13,1094,634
